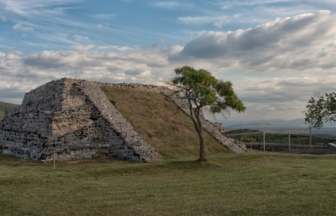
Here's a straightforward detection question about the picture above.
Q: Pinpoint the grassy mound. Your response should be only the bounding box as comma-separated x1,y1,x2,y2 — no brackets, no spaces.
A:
0,101,18,121
100,86,231,159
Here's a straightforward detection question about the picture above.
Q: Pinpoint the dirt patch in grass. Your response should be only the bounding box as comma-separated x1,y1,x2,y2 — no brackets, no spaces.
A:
100,86,231,159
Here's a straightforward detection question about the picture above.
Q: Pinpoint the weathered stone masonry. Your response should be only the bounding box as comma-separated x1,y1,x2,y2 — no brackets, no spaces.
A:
0,78,246,162
0,78,162,162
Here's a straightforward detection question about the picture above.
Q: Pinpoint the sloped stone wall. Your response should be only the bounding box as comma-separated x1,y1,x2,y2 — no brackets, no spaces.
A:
74,79,162,162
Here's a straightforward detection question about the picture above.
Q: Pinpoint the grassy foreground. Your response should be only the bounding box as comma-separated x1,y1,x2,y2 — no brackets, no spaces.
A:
1,153,336,215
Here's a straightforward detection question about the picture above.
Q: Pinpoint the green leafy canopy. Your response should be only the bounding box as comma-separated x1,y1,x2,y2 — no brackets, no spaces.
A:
172,66,246,114
305,92,336,129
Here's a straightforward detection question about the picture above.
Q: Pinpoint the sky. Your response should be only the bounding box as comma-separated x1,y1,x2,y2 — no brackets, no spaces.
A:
0,0,336,123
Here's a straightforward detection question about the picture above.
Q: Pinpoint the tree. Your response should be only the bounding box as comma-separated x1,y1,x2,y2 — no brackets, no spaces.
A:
304,91,336,129
167,66,246,161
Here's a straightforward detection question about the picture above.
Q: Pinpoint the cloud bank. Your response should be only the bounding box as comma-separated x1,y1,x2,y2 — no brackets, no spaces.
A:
1,11,335,121
174,10,336,72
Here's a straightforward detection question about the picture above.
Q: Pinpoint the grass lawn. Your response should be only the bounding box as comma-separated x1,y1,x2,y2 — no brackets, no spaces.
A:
1,152,336,215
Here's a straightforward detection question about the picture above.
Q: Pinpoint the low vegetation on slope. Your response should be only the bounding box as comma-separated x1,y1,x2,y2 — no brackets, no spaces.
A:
227,129,336,146
100,86,230,159
0,101,18,121
1,153,336,215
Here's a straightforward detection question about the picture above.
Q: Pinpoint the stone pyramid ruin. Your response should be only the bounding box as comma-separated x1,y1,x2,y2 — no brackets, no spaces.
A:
0,78,246,162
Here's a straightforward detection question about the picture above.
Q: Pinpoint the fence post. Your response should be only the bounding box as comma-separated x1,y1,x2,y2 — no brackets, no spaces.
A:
263,132,265,152
309,127,312,148
288,131,291,151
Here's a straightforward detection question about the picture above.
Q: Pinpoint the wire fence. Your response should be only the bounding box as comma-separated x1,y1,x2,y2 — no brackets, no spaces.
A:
228,128,312,151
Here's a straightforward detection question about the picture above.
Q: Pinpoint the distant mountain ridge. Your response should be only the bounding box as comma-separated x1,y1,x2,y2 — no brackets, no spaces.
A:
0,102,19,121
220,118,308,128
220,118,336,128
223,121,336,136
227,122,296,129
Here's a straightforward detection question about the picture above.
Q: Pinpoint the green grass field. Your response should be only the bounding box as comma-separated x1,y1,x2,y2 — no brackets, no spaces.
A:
1,152,336,215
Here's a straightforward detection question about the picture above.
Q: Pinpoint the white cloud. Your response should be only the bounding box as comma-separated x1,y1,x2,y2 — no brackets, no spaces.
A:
2,0,90,32
12,23,33,31
90,14,116,19
154,1,192,8
218,0,290,9
0,42,182,93
1,0,80,17
174,10,336,72
214,20,230,29
0,14,6,21
0,37,4,40
178,15,229,25
69,44,94,51
8,50,23,55
67,32,76,39
66,33,89,42
98,46,133,51
180,1,330,28
155,1,178,7
93,24,103,29
218,74,336,121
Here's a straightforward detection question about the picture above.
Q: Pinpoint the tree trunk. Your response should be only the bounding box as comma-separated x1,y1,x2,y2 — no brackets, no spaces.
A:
198,127,206,161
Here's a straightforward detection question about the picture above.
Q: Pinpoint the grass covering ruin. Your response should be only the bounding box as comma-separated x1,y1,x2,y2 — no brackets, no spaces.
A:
100,86,231,159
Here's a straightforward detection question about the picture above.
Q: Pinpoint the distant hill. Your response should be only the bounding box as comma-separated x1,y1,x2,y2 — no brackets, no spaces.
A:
225,122,336,136
227,122,295,129
218,118,336,128
226,129,336,146
0,102,19,121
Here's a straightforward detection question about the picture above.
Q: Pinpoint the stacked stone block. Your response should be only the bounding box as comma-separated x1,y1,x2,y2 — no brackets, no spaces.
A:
0,78,162,162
